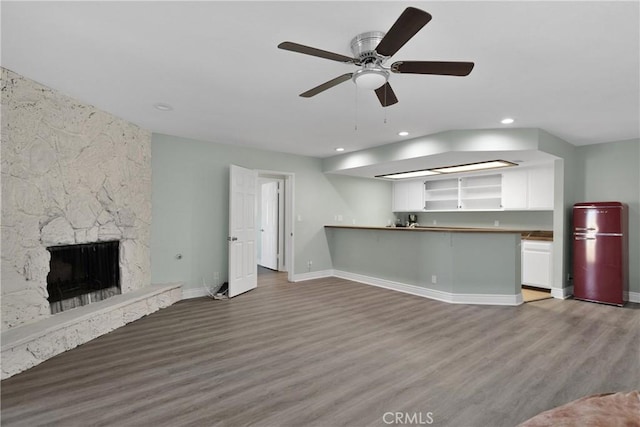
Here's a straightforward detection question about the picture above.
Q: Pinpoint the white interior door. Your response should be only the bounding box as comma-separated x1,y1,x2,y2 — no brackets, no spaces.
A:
260,181,279,270
228,165,257,298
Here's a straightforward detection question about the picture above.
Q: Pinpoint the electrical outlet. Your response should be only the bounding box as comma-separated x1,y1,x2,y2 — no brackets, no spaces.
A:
431,275,437,284
352,219,356,225
337,215,343,222
494,220,500,227
433,220,437,225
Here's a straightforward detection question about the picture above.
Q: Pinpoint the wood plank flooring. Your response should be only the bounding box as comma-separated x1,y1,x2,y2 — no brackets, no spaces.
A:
2,275,638,427
522,287,553,303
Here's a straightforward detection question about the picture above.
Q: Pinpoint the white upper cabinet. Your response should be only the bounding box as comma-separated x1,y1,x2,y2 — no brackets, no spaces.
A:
424,178,459,211
502,169,528,209
392,180,425,212
392,163,554,212
502,164,554,210
459,174,502,210
527,164,554,210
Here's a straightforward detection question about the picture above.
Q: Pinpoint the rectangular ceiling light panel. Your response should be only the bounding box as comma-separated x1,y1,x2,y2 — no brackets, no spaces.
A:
377,160,517,179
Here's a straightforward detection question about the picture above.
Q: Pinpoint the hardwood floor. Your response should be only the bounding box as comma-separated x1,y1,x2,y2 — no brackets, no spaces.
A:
522,287,553,303
2,276,638,427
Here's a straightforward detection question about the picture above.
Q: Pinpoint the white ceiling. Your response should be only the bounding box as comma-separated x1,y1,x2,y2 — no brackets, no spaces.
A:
2,1,639,159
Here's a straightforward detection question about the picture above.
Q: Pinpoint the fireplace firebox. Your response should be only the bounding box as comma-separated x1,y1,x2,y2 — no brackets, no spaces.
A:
46,241,121,314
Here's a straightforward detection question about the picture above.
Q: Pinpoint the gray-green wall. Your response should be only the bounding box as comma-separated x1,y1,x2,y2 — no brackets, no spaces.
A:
576,139,640,295
151,132,638,298
414,211,553,230
151,134,392,293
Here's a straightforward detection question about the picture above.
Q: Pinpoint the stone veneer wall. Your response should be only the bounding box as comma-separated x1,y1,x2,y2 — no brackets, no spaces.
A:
1,67,152,330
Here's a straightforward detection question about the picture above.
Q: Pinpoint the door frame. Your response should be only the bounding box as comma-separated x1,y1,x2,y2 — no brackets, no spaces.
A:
258,178,284,271
256,170,295,282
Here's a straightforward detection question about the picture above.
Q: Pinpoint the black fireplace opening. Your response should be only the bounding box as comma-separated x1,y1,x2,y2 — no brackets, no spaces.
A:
47,241,121,314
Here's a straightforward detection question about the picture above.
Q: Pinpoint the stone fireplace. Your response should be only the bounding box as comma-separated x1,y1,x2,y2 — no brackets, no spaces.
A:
1,67,181,379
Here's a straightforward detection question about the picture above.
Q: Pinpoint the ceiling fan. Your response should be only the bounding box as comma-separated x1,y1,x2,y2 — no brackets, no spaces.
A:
278,7,475,107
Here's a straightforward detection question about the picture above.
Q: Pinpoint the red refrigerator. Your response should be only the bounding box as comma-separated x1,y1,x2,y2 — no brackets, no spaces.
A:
573,202,628,306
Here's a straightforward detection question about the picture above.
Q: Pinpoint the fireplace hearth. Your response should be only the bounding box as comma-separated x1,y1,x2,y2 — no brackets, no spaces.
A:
47,241,121,314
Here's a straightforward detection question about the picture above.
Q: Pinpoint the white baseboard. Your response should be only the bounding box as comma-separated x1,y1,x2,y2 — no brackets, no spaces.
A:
625,291,640,303
551,286,573,299
333,270,522,306
292,270,334,282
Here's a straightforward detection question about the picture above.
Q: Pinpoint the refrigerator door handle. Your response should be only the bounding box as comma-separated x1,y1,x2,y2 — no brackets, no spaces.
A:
575,227,596,231
575,236,596,240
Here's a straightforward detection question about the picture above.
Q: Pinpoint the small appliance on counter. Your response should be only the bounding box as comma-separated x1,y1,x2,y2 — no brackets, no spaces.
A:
393,214,419,228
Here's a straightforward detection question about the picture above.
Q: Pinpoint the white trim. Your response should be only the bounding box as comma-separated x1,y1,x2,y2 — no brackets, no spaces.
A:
255,169,295,283
551,285,573,299
333,270,522,306
292,270,334,282
625,291,640,303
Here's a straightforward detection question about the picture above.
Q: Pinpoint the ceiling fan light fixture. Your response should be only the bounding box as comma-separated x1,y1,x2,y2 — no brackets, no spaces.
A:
353,67,388,90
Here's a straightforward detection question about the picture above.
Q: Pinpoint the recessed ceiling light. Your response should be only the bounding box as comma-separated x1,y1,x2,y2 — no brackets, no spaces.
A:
501,118,515,124
154,102,173,111
335,147,345,152
398,131,409,136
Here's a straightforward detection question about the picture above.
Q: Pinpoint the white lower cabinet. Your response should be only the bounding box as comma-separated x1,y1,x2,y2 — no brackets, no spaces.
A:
521,240,553,289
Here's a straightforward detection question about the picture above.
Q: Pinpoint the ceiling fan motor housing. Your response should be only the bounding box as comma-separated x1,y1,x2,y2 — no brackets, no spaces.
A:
350,31,387,63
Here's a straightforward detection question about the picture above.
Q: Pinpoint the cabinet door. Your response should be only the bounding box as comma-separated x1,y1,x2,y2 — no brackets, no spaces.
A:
522,241,553,289
528,165,554,210
392,181,409,212
407,180,425,211
393,180,424,212
502,169,528,209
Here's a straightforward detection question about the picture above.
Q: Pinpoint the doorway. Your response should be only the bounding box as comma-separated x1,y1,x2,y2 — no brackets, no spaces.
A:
258,178,284,271
256,171,294,284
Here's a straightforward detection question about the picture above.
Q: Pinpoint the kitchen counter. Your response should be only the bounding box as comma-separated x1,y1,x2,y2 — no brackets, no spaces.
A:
325,225,524,305
325,225,553,241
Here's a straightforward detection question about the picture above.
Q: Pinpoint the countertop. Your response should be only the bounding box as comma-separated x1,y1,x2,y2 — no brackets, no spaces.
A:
324,225,553,241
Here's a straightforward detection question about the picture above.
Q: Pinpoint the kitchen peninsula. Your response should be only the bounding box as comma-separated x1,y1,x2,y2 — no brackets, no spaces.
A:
325,225,537,306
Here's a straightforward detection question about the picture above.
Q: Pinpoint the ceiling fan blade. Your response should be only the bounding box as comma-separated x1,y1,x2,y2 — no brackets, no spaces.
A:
391,61,475,76
300,73,354,98
278,41,356,63
374,82,399,107
375,7,432,57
